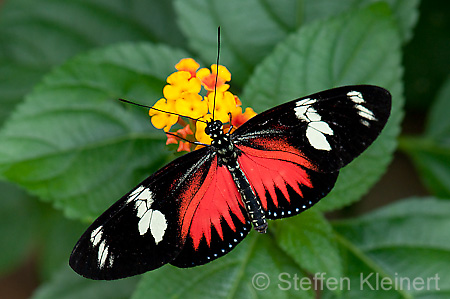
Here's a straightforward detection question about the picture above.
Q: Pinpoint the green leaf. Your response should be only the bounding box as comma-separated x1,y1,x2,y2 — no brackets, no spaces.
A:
403,1,450,111
242,3,403,211
174,0,417,84
132,233,314,299
330,197,450,298
0,182,37,275
401,76,450,197
401,139,450,198
0,0,185,125
425,75,450,141
31,265,139,299
301,0,419,42
37,211,86,280
0,42,190,220
274,210,342,285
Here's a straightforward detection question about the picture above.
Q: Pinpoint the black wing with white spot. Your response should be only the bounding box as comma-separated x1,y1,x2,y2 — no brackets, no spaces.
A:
69,147,216,280
232,85,391,172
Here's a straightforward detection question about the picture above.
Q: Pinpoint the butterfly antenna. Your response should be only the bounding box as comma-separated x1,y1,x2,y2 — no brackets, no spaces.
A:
165,131,206,147
212,26,221,121
119,98,208,124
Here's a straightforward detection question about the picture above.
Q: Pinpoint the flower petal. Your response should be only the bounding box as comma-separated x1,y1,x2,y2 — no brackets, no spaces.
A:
175,58,200,78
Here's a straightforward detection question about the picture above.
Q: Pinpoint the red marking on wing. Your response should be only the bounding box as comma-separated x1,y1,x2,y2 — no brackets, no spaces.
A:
240,138,317,171
178,157,246,250
236,145,313,210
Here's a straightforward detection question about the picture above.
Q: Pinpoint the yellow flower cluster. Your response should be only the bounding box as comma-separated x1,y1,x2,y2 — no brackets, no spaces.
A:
149,58,257,152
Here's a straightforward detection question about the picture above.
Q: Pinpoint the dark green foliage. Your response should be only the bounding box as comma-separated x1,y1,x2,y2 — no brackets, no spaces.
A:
1,0,449,298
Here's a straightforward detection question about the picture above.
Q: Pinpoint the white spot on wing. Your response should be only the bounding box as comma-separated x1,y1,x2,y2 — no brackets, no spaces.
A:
294,106,307,121
308,121,333,135
90,226,103,247
347,91,364,103
150,210,167,244
129,187,156,220
348,91,377,123
296,98,317,107
129,187,168,243
294,98,317,121
138,209,167,243
127,185,143,203
306,108,321,122
108,255,114,267
295,98,333,151
356,104,376,120
361,119,370,127
138,209,152,235
136,200,148,218
98,239,109,269
306,126,332,151
138,188,153,201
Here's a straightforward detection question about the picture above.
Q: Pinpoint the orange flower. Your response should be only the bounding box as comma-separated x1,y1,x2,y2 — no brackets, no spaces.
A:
195,114,213,146
176,125,194,138
206,91,236,123
147,58,257,151
177,141,191,152
175,58,200,78
149,98,178,132
196,64,231,92
166,134,179,145
175,93,208,119
232,107,257,128
163,71,201,101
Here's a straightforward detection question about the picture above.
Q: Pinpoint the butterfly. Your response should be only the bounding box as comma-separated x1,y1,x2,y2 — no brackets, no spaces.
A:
69,85,391,280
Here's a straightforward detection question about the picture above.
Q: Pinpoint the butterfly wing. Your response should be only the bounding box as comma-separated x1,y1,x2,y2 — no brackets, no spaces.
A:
235,145,339,219
232,85,391,219
170,158,252,268
233,85,391,172
70,146,254,279
70,147,218,280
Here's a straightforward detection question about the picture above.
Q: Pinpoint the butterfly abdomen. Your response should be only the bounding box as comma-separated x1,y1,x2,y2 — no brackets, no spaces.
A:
209,120,268,233
226,158,268,233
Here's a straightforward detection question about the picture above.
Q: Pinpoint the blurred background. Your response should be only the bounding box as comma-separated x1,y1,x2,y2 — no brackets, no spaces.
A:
0,0,449,298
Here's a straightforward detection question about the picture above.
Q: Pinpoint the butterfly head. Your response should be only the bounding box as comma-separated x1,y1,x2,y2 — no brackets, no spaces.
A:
205,120,224,138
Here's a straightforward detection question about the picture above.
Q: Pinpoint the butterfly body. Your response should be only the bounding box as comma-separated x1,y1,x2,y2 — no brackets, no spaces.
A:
70,85,391,280
208,119,268,233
